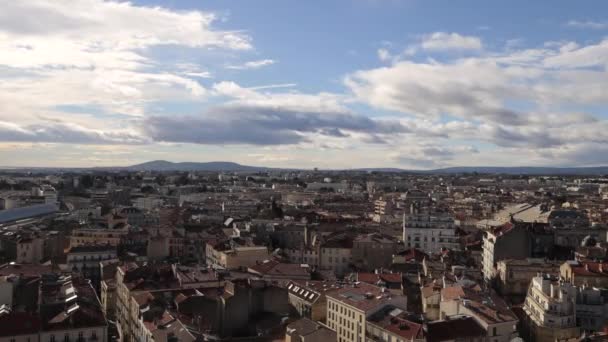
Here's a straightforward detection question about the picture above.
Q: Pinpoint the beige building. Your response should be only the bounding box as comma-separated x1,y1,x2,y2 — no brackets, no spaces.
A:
70,228,127,248
496,258,561,301
326,282,407,342
421,281,442,320
560,260,608,288
522,275,579,342
320,234,354,277
206,239,270,269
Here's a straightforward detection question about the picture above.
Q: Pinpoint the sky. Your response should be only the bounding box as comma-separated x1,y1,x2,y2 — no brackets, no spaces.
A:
1,0,608,169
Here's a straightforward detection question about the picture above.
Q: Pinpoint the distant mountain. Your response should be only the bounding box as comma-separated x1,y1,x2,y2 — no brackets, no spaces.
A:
426,166,608,175
125,161,608,175
4,160,607,175
127,160,270,172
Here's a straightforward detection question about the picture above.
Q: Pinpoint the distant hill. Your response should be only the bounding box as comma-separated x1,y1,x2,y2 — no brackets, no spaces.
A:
3,160,607,175
125,161,608,175
127,160,270,172
426,166,608,175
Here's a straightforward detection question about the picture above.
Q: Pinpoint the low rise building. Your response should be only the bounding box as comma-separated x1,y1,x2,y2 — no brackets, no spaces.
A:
286,280,340,322
365,305,424,342
285,317,336,342
440,286,519,342
248,260,311,284
206,238,270,270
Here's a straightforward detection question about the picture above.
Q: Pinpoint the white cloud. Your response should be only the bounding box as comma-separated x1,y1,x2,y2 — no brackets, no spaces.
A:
377,48,392,62
0,0,251,126
212,81,348,113
226,59,276,70
566,20,608,30
420,32,482,51
344,36,608,166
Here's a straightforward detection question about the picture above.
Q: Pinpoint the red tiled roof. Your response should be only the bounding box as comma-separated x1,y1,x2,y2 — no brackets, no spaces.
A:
357,273,402,285
396,248,429,262
571,262,608,277
249,260,310,277
368,310,423,340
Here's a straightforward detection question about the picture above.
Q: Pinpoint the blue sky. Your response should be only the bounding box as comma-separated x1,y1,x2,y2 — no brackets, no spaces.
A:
1,0,608,168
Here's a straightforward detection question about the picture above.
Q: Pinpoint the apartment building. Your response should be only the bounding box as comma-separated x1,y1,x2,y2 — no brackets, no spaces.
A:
351,233,399,271
66,245,117,287
320,233,354,277
496,259,561,301
575,285,608,332
403,205,460,254
482,223,530,283
326,282,407,342
0,232,45,264
69,228,127,248
522,275,580,342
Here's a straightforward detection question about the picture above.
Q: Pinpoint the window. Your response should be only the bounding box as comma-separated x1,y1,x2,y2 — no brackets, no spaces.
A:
64,333,70,342
50,335,56,342
493,327,497,336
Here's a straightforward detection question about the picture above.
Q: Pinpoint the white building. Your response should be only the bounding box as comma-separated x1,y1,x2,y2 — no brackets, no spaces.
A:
403,206,460,254
523,275,579,342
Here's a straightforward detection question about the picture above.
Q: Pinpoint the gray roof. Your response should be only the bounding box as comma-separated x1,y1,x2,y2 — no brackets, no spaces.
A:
0,203,58,224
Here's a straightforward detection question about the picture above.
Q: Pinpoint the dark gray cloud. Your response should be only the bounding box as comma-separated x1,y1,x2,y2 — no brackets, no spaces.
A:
484,125,563,148
142,105,409,145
